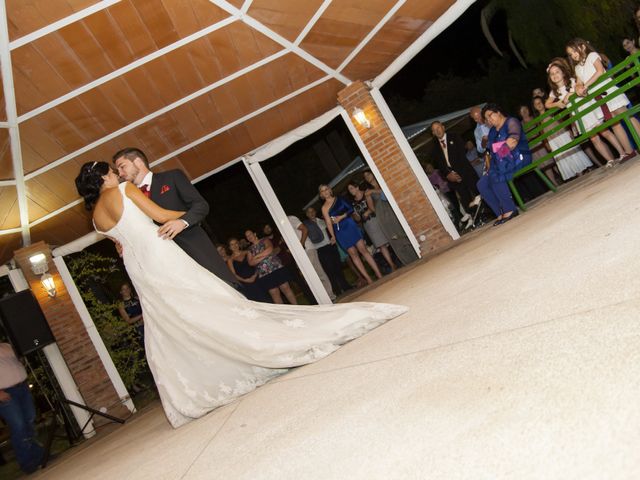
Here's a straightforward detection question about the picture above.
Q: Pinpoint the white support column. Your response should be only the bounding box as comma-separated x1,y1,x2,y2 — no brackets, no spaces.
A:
369,87,459,240
53,257,135,414
244,158,332,305
6,268,96,438
338,109,423,257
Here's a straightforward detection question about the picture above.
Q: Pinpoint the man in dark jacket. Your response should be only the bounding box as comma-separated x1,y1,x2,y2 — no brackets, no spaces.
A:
113,147,235,285
430,121,481,217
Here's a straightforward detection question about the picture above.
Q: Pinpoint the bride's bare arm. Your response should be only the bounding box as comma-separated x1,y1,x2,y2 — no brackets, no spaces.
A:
125,183,185,223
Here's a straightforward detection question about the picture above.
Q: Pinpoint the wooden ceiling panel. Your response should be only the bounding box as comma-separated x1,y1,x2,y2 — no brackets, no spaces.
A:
26,196,49,223
0,186,19,230
189,129,251,178
161,0,232,37
300,0,396,69
12,0,231,114
25,160,88,219
18,30,286,172
0,232,23,266
0,129,13,180
247,0,325,42
6,0,98,41
30,203,93,248
342,0,453,80
11,45,70,114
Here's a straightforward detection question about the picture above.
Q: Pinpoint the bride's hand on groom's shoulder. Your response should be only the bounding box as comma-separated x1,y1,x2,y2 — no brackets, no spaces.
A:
157,219,187,240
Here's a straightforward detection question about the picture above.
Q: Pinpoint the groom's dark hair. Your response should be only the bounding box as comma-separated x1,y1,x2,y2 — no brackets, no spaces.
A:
112,147,149,167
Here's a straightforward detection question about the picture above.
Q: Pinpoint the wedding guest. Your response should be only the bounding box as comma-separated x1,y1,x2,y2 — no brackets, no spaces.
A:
478,103,531,226
362,170,418,265
430,121,481,211
216,244,230,263
0,342,45,474
262,222,312,302
117,282,144,337
546,56,624,168
531,87,547,99
622,36,639,57
319,184,382,285
470,106,490,153
522,101,557,186
424,163,460,227
287,215,336,301
246,229,297,305
304,207,352,295
227,237,271,303
567,38,639,162
347,181,397,273
533,93,592,181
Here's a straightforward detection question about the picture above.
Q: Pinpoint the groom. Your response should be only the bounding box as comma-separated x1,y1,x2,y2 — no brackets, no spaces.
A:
113,147,236,285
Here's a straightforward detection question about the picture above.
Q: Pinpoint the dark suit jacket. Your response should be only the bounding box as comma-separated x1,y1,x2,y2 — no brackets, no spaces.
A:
430,133,478,185
150,170,235,284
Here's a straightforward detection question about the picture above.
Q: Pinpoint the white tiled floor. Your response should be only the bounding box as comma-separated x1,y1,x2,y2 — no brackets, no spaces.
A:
34,161,640,479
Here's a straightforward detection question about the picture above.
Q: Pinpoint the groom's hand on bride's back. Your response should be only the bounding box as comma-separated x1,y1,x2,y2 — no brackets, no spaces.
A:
157,219,187,240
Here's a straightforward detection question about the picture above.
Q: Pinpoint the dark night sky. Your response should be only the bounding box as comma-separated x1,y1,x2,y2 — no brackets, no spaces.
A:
381,0,509,101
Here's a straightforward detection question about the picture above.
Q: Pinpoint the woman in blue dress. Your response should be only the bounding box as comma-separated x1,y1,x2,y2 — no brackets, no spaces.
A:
319,184,382,285
478,103,532,226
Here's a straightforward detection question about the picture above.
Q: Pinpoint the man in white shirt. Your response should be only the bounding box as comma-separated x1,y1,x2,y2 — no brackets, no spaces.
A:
287,215,336,301
470,106,491,154
0,342,45,473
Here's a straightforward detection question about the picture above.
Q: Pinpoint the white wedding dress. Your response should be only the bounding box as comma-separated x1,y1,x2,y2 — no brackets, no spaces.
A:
96,183,408,427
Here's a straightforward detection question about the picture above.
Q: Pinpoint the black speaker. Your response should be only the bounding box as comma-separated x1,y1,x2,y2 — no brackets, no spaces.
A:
0,290,55,356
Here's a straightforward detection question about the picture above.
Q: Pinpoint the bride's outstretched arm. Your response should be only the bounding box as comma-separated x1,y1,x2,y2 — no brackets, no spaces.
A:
125,183,185,224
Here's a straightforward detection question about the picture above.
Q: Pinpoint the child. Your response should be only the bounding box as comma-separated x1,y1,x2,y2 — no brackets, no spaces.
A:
546,56,624,168
566,38,639,164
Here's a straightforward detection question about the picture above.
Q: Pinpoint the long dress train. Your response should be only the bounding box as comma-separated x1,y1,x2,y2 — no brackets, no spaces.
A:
96,183,408,427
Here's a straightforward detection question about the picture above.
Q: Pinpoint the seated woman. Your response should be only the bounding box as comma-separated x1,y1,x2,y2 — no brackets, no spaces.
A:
477,103,532,226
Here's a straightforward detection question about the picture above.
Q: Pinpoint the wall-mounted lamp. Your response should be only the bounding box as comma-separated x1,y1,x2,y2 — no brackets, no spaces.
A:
29,253,57,298
40,273,57,298
352,107,371,129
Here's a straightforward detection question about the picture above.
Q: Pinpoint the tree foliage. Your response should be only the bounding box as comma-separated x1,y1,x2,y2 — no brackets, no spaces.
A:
496,0,638,66
66,252,146,390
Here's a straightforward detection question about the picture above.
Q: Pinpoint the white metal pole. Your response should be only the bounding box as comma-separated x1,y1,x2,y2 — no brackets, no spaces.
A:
369,87,460,240
53,257,135,414
338,108,424,256
244,158,332,304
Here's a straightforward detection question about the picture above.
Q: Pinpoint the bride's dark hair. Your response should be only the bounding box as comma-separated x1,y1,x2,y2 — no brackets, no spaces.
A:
75,161,111,210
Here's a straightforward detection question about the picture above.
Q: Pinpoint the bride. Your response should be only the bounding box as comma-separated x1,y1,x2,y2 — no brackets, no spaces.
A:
75,161,408,428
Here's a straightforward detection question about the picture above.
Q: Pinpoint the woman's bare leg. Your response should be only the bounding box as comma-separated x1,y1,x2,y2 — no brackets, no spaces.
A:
269,287,283,304
347,246,373,284
599,130,625,157
279,282,298,305
355,240,383,279
590,134,616,163
379,244,397,271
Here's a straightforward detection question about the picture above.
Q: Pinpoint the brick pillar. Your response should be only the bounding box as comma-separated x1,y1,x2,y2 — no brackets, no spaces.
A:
14,242,129,423
337,81,453,253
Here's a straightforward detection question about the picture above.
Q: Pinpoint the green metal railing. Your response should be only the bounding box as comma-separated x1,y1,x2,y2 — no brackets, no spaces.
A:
508,50,640,210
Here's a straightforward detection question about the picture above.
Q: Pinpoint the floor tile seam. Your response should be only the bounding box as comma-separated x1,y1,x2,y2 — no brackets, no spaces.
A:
271,296,639,384
178,402,241,480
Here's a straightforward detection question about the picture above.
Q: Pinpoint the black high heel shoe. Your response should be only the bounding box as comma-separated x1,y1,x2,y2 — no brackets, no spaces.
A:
496,209,519,225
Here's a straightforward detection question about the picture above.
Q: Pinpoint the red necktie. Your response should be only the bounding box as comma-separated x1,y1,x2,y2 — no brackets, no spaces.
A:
139,185,151,198
440,139,447,150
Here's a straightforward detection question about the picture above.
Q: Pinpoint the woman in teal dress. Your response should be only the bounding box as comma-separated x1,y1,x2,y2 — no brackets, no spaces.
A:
319,184,382,285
